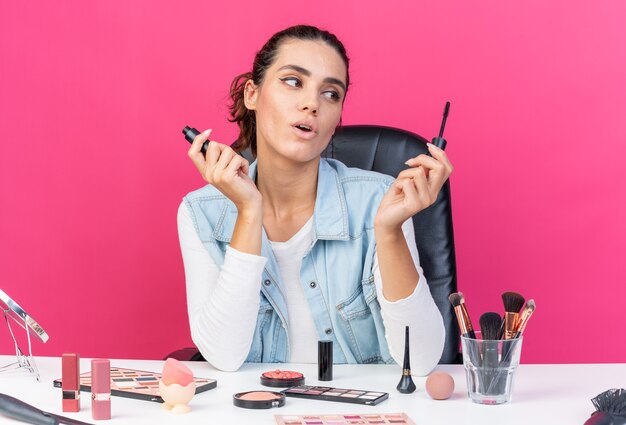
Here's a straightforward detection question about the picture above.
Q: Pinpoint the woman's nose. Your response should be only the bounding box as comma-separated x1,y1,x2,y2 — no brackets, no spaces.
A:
298,91,319,115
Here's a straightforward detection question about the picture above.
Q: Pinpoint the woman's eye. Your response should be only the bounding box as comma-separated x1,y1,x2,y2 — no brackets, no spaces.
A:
323,90,341,101
280,77,301,87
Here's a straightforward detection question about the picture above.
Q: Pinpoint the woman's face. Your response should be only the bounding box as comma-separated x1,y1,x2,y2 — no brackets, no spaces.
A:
245,39,347,164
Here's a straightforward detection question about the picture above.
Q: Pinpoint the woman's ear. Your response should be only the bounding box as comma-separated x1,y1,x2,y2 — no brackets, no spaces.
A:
244,80,258,110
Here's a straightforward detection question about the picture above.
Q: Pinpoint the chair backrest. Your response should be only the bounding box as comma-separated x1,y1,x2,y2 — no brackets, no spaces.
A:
322,125,460,364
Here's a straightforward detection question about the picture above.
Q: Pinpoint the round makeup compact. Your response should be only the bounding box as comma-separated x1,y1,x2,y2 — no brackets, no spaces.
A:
260,370,305,388
232,391,285,409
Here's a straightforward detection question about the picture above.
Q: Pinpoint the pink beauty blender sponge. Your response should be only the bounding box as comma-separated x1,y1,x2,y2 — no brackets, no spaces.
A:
161,358,194,386
159,358,196,413
425,371,455,400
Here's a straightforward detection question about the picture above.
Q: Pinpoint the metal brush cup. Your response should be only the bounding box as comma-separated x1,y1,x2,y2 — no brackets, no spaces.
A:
461,333,523,405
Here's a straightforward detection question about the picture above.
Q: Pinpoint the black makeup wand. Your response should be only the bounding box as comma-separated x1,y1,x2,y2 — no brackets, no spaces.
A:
182,126,209,156
431,101,450,150
396,326,416,394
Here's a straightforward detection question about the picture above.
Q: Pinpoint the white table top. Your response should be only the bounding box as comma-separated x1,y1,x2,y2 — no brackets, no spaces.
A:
0,356,622,424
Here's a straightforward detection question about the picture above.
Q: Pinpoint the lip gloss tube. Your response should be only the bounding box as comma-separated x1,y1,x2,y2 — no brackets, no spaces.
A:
91,359,111,420
62,353,80,412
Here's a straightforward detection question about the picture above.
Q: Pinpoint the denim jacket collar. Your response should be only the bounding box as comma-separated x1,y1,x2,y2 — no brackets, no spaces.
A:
211,158,350,243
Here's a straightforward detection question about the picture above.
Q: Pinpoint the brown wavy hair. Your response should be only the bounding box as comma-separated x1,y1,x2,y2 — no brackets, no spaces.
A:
228,25,350,157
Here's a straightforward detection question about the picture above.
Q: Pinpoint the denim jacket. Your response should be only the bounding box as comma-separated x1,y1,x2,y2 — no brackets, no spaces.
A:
183,158,397,364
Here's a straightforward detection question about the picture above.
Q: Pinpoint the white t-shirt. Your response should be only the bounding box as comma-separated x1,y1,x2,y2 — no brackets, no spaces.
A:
268,216,318,363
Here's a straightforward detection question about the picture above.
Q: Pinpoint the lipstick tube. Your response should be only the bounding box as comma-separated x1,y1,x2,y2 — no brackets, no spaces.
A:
62,353,80,412
91,359,111,420
318,340,333,381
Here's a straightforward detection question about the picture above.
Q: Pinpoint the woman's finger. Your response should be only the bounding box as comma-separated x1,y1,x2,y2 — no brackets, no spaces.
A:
212,146,235,182
405,153,446,177
422,161,447,195
411,166,433,207
400,177,420,206
406,146,452,195
188,129,212,173
205,141,226,170
426,143,453,174
188,129,212,158
239,157,250,175
223,154,247,182
204,141,228,183
397,165,436,181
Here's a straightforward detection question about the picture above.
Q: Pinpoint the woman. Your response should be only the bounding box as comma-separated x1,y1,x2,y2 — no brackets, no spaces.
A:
178,25,452,373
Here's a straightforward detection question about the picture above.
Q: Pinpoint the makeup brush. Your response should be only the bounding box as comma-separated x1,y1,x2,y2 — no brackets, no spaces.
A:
480,312,502,342
396,326,416,394
513,299,536,338
584,388,626,425
501,292,525,340
498,300,535,372
448,292,477,339
448,292,480,367
500,292,526,371
479,312,502,395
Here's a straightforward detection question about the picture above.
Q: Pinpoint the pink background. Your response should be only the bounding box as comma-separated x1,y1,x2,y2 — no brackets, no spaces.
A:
1,1,625,364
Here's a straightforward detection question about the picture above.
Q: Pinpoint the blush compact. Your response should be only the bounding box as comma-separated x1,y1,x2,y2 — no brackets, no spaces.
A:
260,369,305,388
232,391,285,409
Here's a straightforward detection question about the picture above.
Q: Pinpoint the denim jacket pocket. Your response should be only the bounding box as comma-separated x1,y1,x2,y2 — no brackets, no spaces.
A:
246,296,274,363
336,275,383,364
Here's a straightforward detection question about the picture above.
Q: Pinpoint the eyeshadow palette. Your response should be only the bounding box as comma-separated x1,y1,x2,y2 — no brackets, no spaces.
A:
275,413,416,425
282,385,388,406
53,367,216,403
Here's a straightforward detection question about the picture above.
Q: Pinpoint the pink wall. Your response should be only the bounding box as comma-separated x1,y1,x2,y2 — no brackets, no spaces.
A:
1,1,625,364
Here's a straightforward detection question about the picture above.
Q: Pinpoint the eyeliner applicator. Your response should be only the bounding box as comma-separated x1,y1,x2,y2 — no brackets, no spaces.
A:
396,326,416,394
431,101,450,150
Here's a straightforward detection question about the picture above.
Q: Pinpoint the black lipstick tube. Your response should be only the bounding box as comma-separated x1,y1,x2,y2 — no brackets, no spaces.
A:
318,340,333,381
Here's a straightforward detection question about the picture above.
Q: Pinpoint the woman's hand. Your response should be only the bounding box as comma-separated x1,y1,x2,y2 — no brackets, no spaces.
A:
188,129,262,213
375,143,453,233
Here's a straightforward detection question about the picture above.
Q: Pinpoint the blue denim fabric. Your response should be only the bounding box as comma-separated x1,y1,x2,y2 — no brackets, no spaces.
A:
183,158,397,364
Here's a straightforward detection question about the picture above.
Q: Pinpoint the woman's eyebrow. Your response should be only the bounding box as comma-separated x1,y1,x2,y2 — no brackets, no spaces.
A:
277,64,346,92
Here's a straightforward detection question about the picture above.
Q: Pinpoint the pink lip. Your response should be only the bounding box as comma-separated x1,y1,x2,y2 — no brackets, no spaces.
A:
291,120,318,132
291,122,318,140
291,126,318,140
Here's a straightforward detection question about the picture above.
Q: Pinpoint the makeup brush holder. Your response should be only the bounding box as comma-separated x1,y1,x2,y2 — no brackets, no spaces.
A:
461,334,523,405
